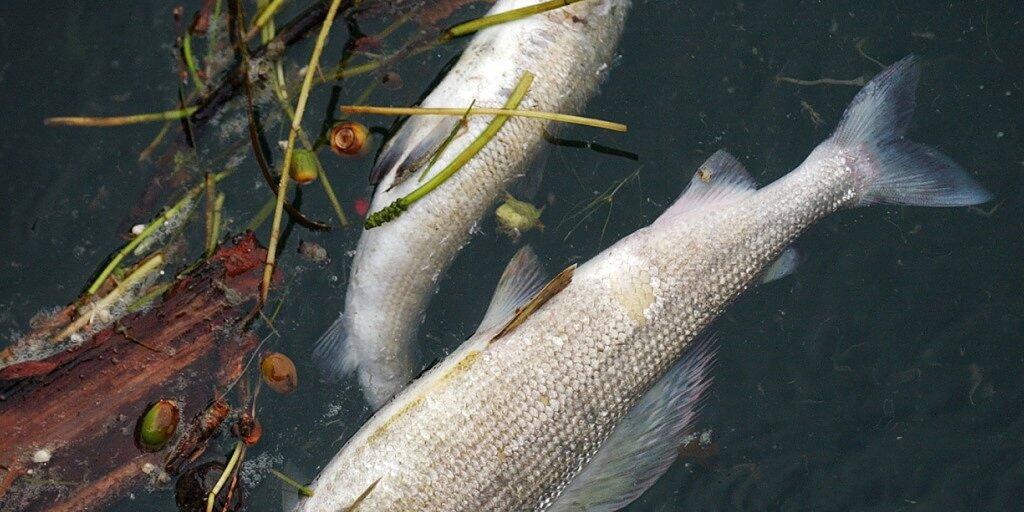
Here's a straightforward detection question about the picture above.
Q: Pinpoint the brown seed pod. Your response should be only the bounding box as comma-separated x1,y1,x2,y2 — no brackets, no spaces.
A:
260,352,298,394
288,149,320,185
329,121,369,156
137,399,180,452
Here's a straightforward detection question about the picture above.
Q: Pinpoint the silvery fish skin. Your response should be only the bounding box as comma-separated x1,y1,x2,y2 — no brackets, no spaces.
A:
298,56,989,511
316,0,632,407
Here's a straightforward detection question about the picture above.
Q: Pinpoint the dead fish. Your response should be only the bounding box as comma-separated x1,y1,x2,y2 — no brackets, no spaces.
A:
316,0,631,407
298,56,989,510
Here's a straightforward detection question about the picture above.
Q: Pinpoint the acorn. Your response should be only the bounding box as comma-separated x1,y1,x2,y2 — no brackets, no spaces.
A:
137,400,180,452
288,149,320,185
329,121,369,157
260,352,298,394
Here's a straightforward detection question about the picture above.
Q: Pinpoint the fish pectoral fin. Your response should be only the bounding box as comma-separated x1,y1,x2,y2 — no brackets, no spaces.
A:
474,246,550,337
655,150,758,224
369,114,461,188
546,336,716,512
760,245,802,284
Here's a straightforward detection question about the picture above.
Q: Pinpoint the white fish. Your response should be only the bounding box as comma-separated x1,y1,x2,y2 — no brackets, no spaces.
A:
316,0,631,407
297,56,989,511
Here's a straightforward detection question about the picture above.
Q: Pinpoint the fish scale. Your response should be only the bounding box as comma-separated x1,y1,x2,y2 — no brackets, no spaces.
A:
317,0,633,408
300,56,991,511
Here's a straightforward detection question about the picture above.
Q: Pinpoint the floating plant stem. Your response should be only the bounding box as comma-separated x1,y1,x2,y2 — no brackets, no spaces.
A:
204,173,217,256
774,75,867,87
183,32,205,92
271,468,314,497
210,192,226,254
364,71,534,229
329,0,580,83
419,100,475,184
58,253,165,343
263,0,345,302
207,441,245,512
87,171,229,295
441,0,585,40
45,106,198,127
341,105,627,132
248,0,286,41
138,121,173,161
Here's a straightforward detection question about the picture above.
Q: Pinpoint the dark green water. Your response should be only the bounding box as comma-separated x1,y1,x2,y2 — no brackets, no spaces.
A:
1,1,1021,510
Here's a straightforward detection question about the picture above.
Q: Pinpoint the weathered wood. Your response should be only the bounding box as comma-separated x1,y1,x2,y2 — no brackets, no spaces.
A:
0,233,276,512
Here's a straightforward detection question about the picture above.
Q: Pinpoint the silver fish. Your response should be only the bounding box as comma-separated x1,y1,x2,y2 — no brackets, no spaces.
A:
298,56,990,511
315,0,632,407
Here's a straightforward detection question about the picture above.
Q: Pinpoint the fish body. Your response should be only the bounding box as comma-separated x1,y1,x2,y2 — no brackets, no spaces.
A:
299,57,990,511
317,0,631,407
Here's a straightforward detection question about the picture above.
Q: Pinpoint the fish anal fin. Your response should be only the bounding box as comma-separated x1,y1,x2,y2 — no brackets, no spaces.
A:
547,336,716,512
760,245,801,284
656,150,758,224
489,263,576,343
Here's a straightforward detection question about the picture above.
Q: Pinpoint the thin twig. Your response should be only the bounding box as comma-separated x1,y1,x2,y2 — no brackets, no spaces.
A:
342,105,627,132
263,0,346,302
44,107,198,127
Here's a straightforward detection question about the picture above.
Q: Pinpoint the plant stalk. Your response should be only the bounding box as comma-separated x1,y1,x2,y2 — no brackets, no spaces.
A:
262,0,345,302
341,105,626,132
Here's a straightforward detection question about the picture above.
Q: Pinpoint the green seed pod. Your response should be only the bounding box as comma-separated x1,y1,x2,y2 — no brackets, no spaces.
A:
496,194,544,240
137,400,180,452
261,352,298,394
288,149,320,185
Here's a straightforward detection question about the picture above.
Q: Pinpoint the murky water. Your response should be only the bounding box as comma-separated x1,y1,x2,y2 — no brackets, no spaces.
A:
1,1,1021,510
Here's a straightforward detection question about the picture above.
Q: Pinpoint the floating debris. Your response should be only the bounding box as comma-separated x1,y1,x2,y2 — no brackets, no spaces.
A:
175,461,241,512
298,240,330,264
31,449,51,464
137,400,180,452
232,413,263,446
496,194,544,241
261,352,298,394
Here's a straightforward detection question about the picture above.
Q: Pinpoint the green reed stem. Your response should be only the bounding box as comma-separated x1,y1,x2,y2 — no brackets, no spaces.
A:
364,71,534,229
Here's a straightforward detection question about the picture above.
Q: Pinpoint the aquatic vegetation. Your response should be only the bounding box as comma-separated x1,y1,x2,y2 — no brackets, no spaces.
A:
288,149,321,185
495,194,544,241
137,400,181,452
364,71,535,228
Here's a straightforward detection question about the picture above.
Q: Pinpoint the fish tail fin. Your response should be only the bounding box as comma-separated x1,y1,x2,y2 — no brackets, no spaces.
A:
313,313,357,381
829,54,991,207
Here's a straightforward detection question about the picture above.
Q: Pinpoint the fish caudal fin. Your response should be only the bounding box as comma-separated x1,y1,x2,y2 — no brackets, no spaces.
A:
831,54,991,207
547,336,716,512
313,313,356,381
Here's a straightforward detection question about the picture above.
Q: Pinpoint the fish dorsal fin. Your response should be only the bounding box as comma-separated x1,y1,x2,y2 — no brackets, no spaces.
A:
547,336,716,512
490,263,575,343
656,150,757,223
475,247,549,337
760,245,801,284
